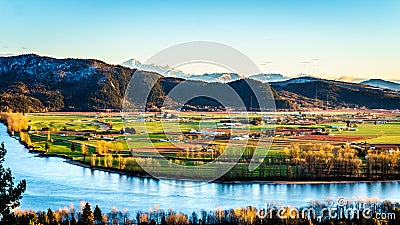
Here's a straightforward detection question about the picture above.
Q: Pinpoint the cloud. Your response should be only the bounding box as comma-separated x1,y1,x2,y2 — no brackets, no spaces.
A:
260,61,272,66
335,76,368,83
21,47,27,50
0,53,17,57
336,76,354,82
301,58,320,64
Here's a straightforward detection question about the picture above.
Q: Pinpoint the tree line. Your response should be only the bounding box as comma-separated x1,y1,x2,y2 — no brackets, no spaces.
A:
0,113,28,135
8,200,400,225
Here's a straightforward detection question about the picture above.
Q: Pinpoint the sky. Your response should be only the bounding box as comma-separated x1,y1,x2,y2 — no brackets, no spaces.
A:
0,0,399,80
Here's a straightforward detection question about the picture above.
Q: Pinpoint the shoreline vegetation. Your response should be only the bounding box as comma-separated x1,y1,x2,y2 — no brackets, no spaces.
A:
10,200,400,225
1,112,400,183
66,159,400,185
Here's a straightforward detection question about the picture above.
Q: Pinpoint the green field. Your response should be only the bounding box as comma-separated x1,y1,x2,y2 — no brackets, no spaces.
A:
339,123,400,137
368,136,400,144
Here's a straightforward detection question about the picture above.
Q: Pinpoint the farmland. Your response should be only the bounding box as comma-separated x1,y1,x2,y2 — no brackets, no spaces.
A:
5,109,400,181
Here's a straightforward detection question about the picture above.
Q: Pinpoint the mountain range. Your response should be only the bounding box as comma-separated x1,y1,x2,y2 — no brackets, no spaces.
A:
122,58,400,92
121,58,286,83
0,54,400,112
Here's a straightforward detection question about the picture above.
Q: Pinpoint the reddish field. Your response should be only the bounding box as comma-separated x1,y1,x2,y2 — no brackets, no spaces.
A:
294,135,373,142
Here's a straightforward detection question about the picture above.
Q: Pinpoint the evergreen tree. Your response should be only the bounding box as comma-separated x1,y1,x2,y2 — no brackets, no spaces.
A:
71,142,76,152
80,202,94,225
71,217,77,225
47,208,56,225
45,141,50,152
161,215,167,225
93,205,102,225
37,211,49,225
0,142,26,225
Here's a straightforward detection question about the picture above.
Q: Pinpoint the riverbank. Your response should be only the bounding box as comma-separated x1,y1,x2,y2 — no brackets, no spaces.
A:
65,158,153,179
64,154,400,185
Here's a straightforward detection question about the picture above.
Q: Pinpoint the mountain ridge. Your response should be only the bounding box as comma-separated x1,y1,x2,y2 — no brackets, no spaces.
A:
360,79,400,91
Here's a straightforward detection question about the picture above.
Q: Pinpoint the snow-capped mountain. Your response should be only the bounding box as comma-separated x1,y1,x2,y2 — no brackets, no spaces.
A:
121,58,191,79
187,73,241,83
248,73,286,82
271,76,321,86
360,79,400,92
121,58,142,69
121,58,286,83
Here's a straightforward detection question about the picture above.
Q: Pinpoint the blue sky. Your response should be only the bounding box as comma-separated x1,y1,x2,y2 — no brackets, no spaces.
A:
0,0,399,80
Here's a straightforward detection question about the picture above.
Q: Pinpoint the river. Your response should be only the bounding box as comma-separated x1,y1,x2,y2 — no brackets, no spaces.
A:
1,124,399,213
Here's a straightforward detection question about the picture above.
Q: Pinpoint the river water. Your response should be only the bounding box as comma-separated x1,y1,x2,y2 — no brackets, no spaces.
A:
1,124,399,213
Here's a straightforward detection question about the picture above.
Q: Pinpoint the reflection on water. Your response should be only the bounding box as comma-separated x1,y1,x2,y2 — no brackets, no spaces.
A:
1,124,399,212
